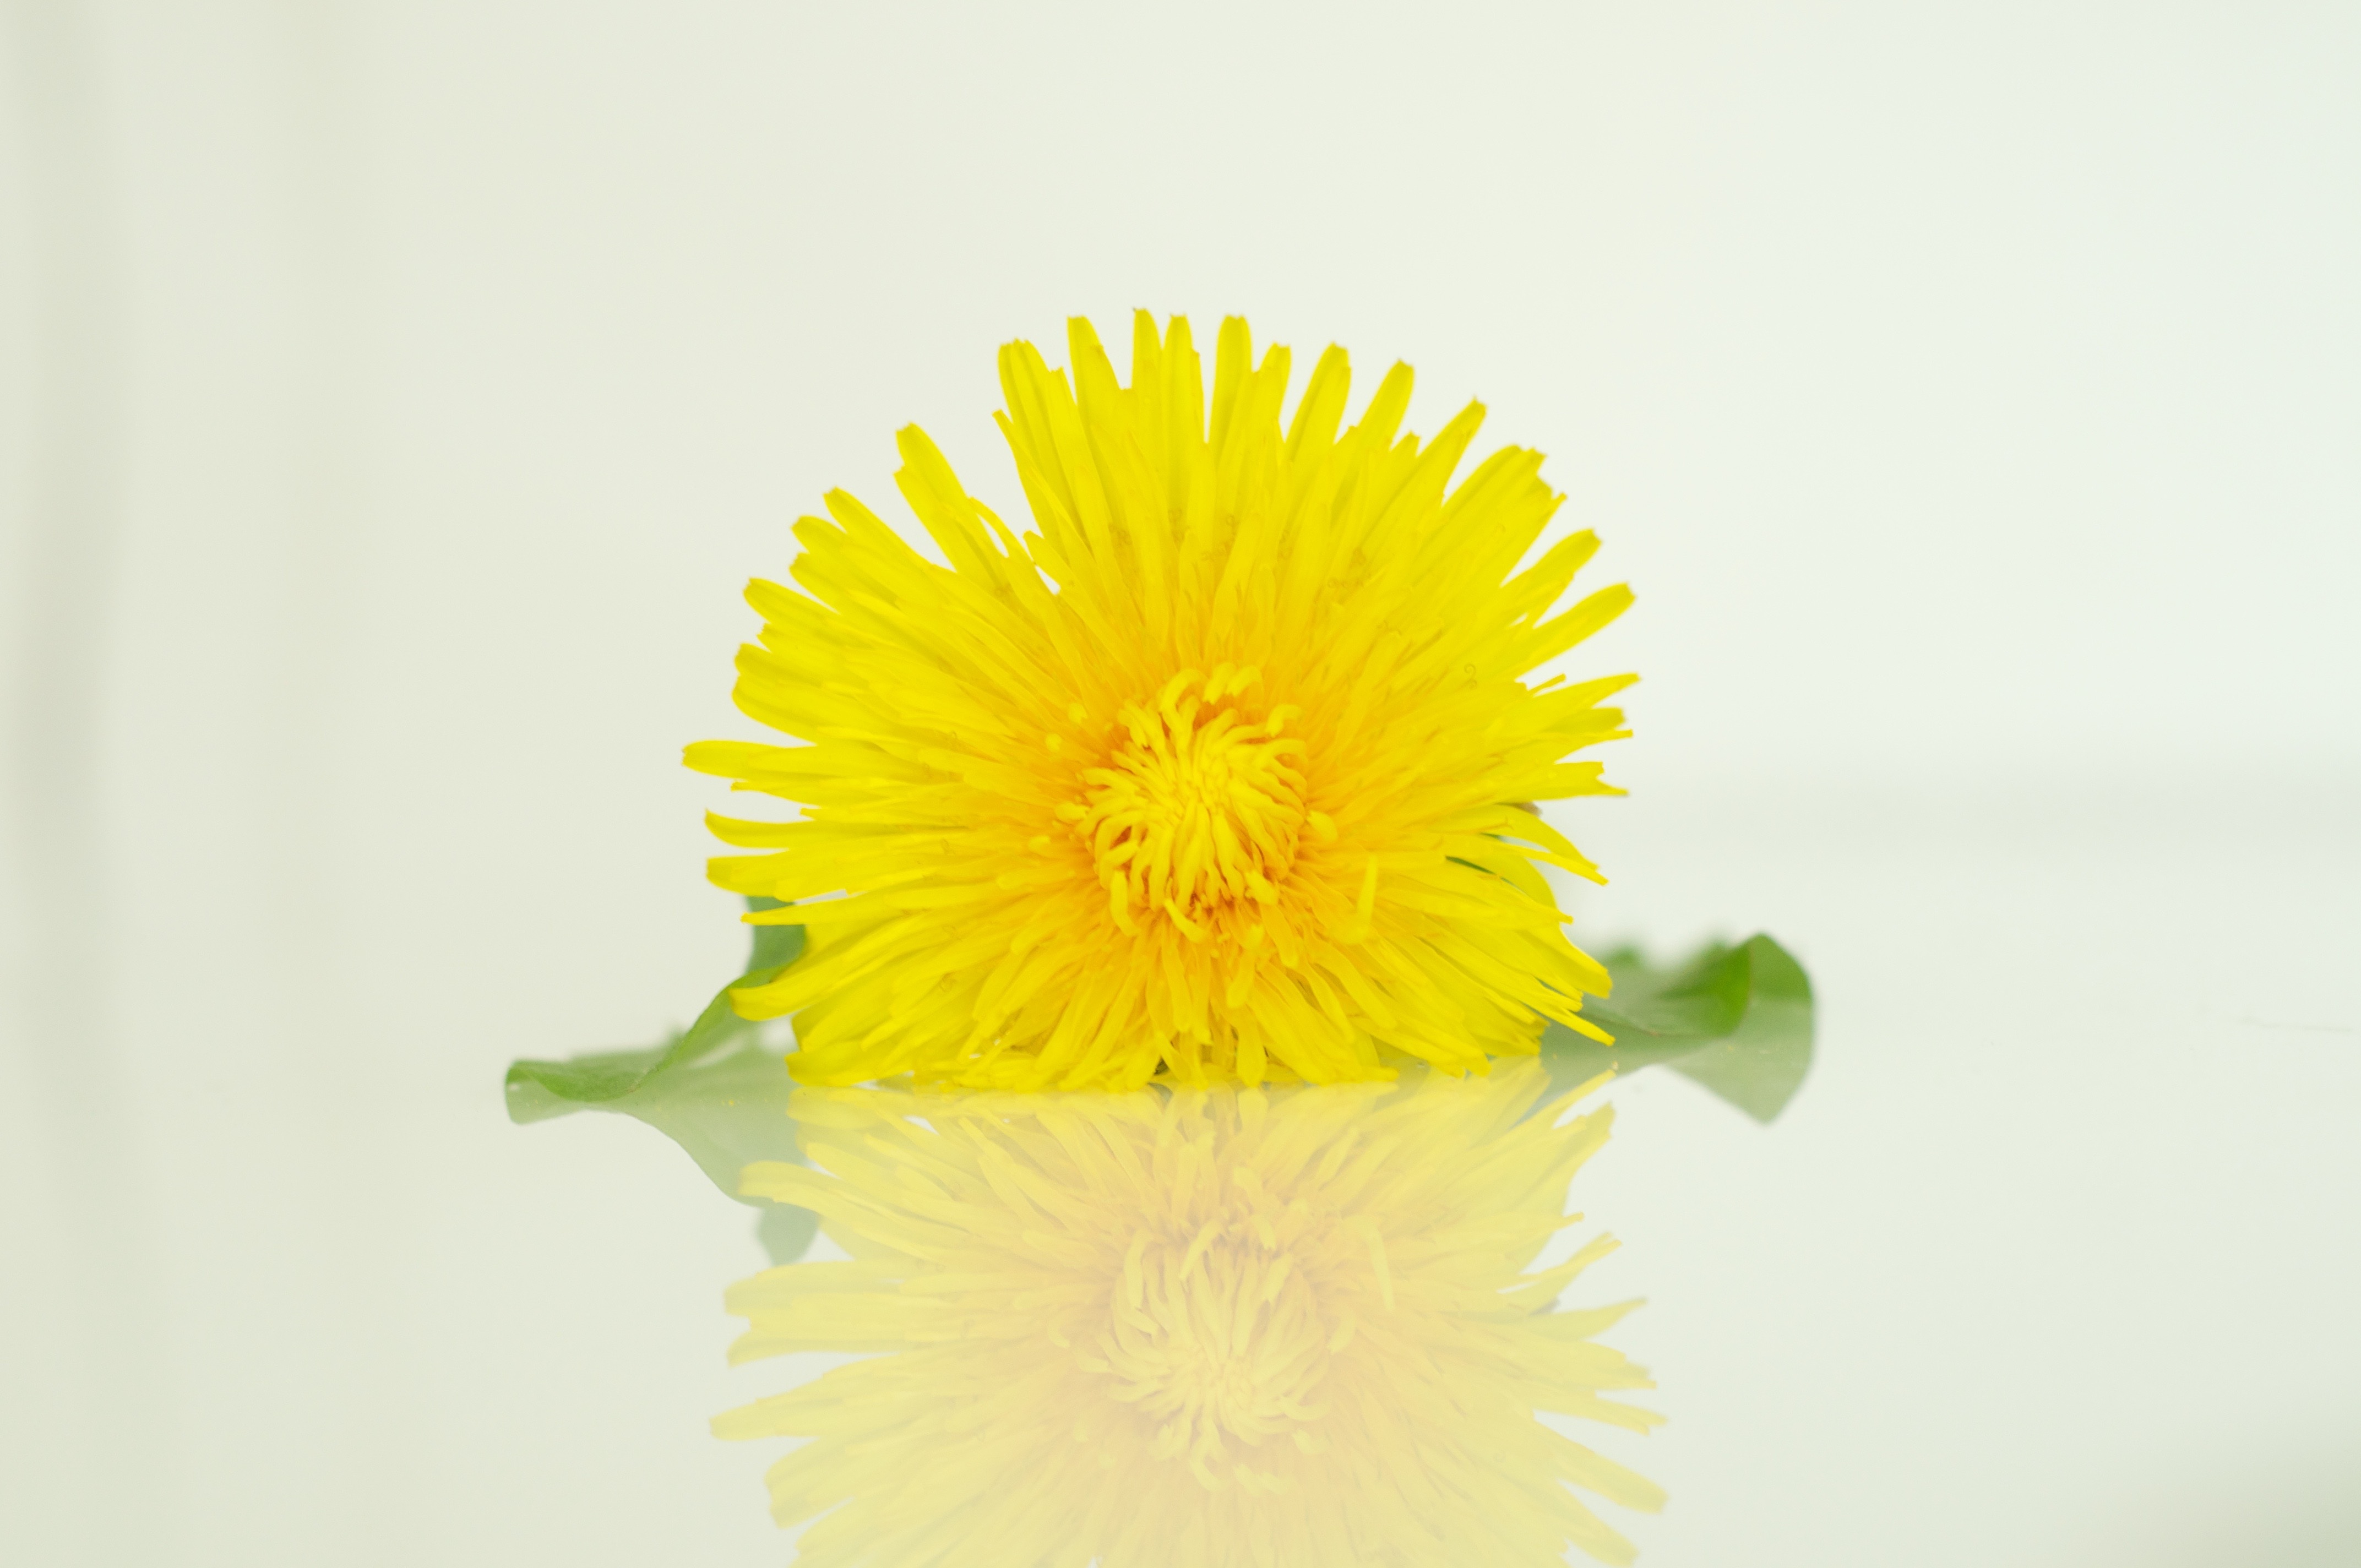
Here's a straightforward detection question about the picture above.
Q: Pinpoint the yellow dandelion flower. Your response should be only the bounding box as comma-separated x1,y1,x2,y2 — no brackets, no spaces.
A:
688,313,1634,1089
716,1060,1665,1567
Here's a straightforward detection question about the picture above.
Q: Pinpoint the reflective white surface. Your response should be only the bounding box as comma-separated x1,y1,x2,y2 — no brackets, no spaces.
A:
3,4,2356,1564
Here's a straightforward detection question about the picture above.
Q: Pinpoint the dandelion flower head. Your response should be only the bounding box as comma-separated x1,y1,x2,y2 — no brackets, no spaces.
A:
717,1061,1666,1566
689,314,1634,1089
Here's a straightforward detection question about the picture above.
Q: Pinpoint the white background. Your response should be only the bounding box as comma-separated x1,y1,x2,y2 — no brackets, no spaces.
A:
3,3,2356,1564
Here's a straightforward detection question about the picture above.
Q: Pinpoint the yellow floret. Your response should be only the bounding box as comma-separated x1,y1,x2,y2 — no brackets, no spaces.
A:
688,313,1634,1089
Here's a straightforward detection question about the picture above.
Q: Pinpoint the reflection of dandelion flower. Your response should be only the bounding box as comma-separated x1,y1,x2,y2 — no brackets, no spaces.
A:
716,1061,1665,1566
689,313,1633,1090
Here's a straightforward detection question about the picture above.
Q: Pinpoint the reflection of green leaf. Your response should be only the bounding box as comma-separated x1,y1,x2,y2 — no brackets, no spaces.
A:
503,899,818,1262
753,1201,821,1267
1663,936,1814,1123
1540,934,1815,1124
507,907,1808,1259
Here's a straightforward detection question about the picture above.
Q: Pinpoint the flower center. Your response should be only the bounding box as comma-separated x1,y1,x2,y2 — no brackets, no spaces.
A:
1097,1224,1329,1488
1075,668,1307,938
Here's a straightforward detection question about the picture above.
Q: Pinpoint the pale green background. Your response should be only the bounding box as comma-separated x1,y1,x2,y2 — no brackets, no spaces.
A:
3,3,2356,1564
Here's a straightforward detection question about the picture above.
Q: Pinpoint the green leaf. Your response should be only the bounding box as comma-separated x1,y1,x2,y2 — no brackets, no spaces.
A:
744,894,806,973
502,897,819,1262
1663,934,1815,1123
504,982,765,1121
1540,933,1815,1123
504,903,1805,1265
505,897,805,1120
